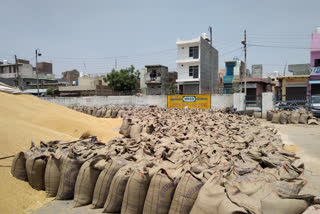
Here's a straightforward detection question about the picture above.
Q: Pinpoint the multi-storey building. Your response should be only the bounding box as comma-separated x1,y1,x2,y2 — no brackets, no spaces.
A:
176,33,219,94
144,65,169,95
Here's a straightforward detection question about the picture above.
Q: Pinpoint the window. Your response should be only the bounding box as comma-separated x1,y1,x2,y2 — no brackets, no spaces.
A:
315,59,320,67
157,72,161,77
189,46,199,59
189,66,199,78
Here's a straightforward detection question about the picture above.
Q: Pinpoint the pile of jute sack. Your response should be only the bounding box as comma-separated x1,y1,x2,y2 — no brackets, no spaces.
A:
267,109,319,125
69,105,128,118
11,108,318,214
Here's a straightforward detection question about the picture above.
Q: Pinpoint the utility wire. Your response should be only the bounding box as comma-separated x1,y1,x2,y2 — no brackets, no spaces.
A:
248,44,315,50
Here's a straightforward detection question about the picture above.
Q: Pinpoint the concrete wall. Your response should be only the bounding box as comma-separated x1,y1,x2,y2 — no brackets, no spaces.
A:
211,94,233,109
42,95,168,108
233,93,245,111
262,92,274,118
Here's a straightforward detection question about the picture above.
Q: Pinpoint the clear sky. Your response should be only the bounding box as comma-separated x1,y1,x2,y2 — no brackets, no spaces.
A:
1,0,319,77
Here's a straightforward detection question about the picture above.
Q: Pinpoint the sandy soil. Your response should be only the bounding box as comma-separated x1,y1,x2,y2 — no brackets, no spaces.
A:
0,92,122,214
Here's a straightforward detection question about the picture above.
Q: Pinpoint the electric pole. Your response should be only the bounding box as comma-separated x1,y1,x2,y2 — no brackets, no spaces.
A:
241,30,247,95
14,55,20,89
35,49,41,96
115,58,117,69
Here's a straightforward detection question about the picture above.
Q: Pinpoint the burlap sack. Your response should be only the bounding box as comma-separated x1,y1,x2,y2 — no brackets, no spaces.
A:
92,158,128,208
73,159,101,207
272,112,280,124
130,124,142,138
299,113,308,124
44,154,61,197
266,111,273,121
96,109,102,117
26,155,47,190
103,166,133,213
280,112,288,125
190,173,247,214
105,109,112,118
121,168,151,214
92,108,98,117
290,111,300,124
143,169,178,214
111,109,119,118
11,152,28,181
169,171,205,214
56,157,83,200
119,118,132,137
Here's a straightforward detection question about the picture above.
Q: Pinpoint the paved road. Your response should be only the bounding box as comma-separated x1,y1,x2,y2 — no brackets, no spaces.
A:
260,120,320,198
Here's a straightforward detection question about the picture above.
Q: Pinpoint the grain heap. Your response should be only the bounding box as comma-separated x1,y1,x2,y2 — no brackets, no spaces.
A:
11,108,317,214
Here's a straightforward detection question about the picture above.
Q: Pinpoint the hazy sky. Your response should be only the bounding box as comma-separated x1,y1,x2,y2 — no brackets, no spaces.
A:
1,0,319,77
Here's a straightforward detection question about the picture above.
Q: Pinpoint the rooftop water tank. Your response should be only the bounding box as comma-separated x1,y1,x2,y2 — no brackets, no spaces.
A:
3,60,8,64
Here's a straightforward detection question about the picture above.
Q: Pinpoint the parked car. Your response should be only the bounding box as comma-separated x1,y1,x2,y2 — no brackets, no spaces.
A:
310,95,320,117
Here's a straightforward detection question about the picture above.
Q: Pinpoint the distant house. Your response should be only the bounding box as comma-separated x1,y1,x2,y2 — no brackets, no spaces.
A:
58,75,112,97
145,65,169,95
176,33,219,94
0,60,56,90
61,69,80,85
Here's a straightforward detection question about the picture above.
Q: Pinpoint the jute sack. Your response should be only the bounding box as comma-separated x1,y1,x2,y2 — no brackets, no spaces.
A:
11,143,39,181
272,112,280,124
111,109,119,118
44,154,61,197
121,168,151,214
280,112,288,125
266,111,273,121
11,152,28,181
105,109,112,118
129,124,142,138
56,157,83,200
26,155,47,190
143,169,179,214
290,111,300,124
119,118,132,137
299,113,309,124
91,158,128,208
190,172,247,214
73,158,102,207
169,171,206,214
103,166,134,213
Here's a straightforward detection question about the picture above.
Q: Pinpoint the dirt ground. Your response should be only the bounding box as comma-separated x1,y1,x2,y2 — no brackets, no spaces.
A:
0,92,122,214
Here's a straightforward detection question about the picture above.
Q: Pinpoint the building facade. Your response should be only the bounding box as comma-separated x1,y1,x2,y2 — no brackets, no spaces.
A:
58,75,112,96
176,34,219,94
61,69,80,85
145,65,169,95
0,61,55,90
307,28,320,97
223,60,245,94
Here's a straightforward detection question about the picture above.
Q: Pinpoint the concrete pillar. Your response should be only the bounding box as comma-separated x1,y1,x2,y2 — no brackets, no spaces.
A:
233,93,245,111
262,92,274,118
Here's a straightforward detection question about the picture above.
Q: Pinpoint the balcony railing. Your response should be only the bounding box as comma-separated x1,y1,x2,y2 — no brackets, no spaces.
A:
145,75,161,83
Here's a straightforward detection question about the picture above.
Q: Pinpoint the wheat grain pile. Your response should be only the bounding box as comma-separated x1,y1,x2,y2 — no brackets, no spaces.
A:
0,92,122,213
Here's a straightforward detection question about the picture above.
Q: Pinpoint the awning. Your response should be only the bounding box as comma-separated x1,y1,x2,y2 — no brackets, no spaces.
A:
286,84,307,88
309,80,320,84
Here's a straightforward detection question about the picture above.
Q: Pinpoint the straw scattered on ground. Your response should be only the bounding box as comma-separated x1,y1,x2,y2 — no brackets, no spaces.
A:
0,92,122,214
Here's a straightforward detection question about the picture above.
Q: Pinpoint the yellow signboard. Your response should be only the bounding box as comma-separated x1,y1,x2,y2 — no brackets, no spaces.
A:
167,94,211,109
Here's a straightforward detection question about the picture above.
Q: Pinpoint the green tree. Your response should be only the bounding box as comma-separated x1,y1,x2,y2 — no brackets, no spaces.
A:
103,65,140,92
165,83,178,95
46,88,55,96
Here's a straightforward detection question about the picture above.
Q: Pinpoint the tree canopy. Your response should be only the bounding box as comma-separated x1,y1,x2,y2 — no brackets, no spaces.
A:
103,65,140,92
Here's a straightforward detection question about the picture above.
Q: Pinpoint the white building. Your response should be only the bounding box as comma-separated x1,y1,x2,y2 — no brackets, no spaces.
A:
176,33,219,94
